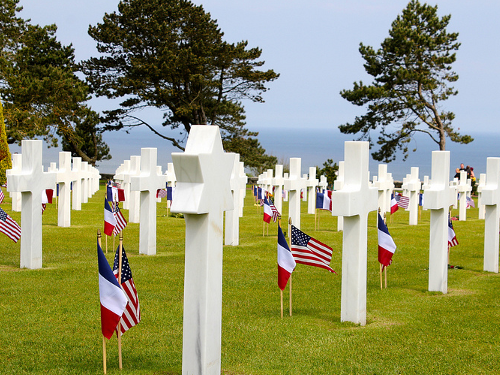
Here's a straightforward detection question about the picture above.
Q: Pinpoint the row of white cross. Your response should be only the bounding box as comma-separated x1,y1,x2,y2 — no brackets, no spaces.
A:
6,128,500,375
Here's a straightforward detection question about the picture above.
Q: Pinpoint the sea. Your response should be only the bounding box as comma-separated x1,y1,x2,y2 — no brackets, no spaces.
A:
8,127,499,182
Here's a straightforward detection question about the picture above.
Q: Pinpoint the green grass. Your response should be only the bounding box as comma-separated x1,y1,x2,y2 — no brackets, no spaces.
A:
1,185,499,374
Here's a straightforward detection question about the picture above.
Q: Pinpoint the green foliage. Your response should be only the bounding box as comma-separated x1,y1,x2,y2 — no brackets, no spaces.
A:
0,186,499,374
0,0,110,165
0,100,11,184
340,0,472,162
83,0,279,167
316,158,338,189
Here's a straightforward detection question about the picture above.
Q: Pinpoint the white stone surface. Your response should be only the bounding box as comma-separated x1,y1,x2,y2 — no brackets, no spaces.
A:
128,156,141,223
373,164,394,214
119,160,131,210
238,162,247,217
334,161,345,231
423,151,454,293
477,173,486,219
319,175,328,192
406,167,421,225
302,174,308,202
482,158,500,273
307,167,319,214
56,152,75,227
170,125,233,375
457,170,472,221
81,161,89,204
331,142,378,326
131,148,165,255
283,173,289,201
284,158,308,229
71,157,82,211
8,154,22,212
272,165,285,216
6,140,56,269
225,153,244,246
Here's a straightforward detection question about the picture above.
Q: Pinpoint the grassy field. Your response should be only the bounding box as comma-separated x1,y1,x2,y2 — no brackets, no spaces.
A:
1,184,499,374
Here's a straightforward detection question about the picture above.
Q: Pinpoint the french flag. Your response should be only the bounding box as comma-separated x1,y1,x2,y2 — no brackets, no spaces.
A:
390,193,399,214
378,213,397,268
42,189,54,204
98,240,128,339
316,190,332,211
104,199,117,236
277,225,296,290
263,197,272,223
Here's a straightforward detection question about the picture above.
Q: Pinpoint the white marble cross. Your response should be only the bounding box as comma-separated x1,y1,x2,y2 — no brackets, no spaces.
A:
284,158,308,229
238,162,247,217
272,165,285,216
283,173,289,201
302,174,308,202
334,161,345,231
307,167,319,214
71,157,82,211
457,170,472,221
128,156,141,223
330,142,378,326
6,140,56,269
225,153,243,246
170,125,233,375
118,160,131,210
482,158,500,273
131,148,165,255
477,173,486,219
81,161,90,204
423,151,454,293
56,152,75,227
7,154,22,212
373,164,394,214
319,175,328,192
405,167,421,225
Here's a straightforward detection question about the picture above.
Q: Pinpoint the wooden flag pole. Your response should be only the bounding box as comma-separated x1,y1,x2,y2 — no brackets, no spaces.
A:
105,234,108,254
262,220,265,237
287,216,292,316
280,290,283,318
385,266,387,288
117,233,123,370
380,263,383,290
289,275,292,317
315,209,317,231
97,230,107,375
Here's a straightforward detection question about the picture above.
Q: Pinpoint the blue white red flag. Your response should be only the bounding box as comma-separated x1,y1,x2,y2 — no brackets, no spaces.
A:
291,225,336,273
390,193,399,214
268,197,280,222
113,203,127,235
419,193,424,207
98,240,127,339
466,196,475,208
0,189,5,203
316,190,332,211
277,225,295,290
104,199,117,236
113,246,141,333
448,214,459,248
263,197,272,223
378,213,397,268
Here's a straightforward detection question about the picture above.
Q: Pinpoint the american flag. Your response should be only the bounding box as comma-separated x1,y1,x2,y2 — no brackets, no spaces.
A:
396,194,410,209
290,225,336,274
0,189,4,203
466,196,475,208
0,207,21,242
113,246,141,334
156,189,168,198
269,197,280,222
448,214,459,248
113,203,128,235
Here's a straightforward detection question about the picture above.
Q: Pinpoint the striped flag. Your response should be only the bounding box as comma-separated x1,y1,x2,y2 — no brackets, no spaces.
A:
98,241,127,339
268,197,280,222
466,196,475,208
104,199,117,236
156,189,168,198
113,246,141,333
0,189,4,203
113,203,127,235
263,197,273,223
448,214,459,248
291,225,336,274
396,194,409,209
0,207,21,242
378,213,396,268
390,193,399,214
277,225,295,290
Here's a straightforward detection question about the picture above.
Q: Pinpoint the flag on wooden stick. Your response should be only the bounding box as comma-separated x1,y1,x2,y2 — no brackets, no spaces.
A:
0,207,21,242
290,225,336,273
277,224,295,290
113,246,141,333
378,213,397,269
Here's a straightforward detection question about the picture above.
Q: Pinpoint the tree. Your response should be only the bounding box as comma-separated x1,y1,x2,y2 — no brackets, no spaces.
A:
339,0,472,162
316,159,338,189
0,99,12,185
0,0,110,165
82,0,279,167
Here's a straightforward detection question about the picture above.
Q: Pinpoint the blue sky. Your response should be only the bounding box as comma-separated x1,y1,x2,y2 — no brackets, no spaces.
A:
13,0,500,174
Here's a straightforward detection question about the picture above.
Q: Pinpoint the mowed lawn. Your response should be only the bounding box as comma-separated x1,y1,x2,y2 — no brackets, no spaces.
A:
1,183,499,374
